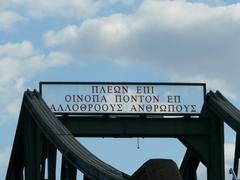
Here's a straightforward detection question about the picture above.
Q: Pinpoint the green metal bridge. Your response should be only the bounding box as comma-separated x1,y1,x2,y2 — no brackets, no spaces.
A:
5,90,240,179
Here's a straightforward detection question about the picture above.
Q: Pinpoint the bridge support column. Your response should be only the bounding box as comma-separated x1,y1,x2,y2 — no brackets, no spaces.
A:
207,117,225,180
180,149,199,180
24,113,41,180
61,156,77,180
40,148,47,180
61,156,67,179
234,133,240,176
67,162,77,180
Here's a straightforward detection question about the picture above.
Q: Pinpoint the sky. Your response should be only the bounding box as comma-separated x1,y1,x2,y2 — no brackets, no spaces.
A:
0,0,240,179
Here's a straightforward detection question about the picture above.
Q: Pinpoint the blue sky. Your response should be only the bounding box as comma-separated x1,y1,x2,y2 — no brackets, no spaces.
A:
1,0,240,179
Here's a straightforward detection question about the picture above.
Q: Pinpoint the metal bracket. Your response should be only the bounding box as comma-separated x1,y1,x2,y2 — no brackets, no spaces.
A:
229,168,240,180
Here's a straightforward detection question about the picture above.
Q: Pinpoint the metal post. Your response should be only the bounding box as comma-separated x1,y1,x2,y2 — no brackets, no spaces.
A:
24,113,41,180
207,116,225,180
66,162,77,180
61,156,67,180
234,133,240,177
47,141,57,180
180,149,199,180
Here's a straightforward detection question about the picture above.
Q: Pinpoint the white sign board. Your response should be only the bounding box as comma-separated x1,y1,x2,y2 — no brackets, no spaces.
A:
40,82,206,115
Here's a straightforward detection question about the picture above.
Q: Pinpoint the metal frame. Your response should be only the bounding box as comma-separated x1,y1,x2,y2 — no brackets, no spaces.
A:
9,89,240,180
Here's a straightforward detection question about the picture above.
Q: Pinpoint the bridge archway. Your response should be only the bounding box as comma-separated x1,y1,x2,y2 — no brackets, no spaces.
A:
6,83,240,180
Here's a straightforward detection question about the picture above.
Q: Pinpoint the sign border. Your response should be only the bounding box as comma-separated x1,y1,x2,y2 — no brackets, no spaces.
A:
39,81,206,116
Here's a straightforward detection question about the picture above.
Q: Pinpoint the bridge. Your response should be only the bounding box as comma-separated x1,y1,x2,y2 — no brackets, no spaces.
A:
5,88,240,179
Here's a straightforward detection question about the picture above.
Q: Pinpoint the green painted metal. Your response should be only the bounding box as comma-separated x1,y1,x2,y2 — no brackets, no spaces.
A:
234,133,240,176
179,136,210,166
59,116,210,137
47,141,57,180
180,149,199,180
67,161,77,180
207,114,225,180
7,89,240,180
61,157,67,180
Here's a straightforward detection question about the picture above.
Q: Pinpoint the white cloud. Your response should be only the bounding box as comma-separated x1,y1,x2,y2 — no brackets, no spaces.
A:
0,41,71,122
224,143,236,179
225,143,235,161
0,41,71,85
0,147,11,168
43,0,240,100
0,0,101,18
0,10,24,31
197,163,207,180
188,0,227,6
0,0,102,30
0,0,139,30
23,0,101,18
1,0,138,21
0,41,35,59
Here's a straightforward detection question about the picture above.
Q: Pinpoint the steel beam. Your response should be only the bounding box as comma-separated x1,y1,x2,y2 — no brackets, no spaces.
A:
179,136,209,166
59,116,210,137
180,149,199,180
67,161,77,180
61,156,67,180
47,141,57,180
24,112,41,180
207,116,225,180
6,105,25,180
234,133,240,177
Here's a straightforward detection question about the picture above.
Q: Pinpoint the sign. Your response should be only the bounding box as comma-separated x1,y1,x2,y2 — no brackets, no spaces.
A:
40,82,206,115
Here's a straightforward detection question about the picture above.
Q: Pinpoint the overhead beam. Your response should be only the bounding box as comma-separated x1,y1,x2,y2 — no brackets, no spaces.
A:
59,116,210,137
